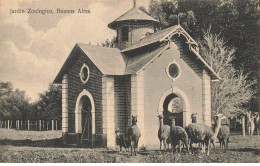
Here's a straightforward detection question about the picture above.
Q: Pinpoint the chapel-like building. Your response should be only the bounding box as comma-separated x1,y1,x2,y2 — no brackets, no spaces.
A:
53,2,220,147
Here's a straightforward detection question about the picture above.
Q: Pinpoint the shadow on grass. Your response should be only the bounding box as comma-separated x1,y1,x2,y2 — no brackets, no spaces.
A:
0,138,64,148
230,148,260,155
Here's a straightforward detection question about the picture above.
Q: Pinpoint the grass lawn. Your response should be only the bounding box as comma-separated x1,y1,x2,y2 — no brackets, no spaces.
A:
0,128,259,163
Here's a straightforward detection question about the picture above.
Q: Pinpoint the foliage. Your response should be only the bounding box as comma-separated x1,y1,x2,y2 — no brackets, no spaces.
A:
147,0,259,114
0,82,31,120
199,30,257,117
35,83,62,121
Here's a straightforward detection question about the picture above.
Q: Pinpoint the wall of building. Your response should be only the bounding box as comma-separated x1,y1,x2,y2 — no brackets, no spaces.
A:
66,45,103,145
142,38,204,146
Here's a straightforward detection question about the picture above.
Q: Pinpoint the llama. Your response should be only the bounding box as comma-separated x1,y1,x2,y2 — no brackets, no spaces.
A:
255,113,260,136
247,111,255,136
169,117,190,154
185,114,226,155
115,128,130,152
191,113,197,123
215,116,230,151
128,115,141,156
157,114,171,151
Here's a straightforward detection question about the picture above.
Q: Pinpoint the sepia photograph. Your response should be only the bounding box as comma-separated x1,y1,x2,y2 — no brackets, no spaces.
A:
0,0,259,163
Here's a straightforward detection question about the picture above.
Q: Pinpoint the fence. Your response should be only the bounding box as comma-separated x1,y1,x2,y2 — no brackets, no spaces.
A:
0,120,61,131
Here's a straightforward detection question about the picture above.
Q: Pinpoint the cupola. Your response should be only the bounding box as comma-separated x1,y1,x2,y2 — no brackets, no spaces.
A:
108,0,159,50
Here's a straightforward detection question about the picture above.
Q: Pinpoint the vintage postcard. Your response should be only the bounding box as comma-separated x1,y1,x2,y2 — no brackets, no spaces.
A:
0,0,259,163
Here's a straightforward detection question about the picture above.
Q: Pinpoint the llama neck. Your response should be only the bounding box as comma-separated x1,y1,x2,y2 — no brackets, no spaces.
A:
213,119,222,138
159,119,163,129
171,120,175,128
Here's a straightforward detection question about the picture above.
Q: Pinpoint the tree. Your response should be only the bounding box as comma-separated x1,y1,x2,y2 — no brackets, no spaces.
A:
36,83,62,121
0,82,31,120
199,29,257,118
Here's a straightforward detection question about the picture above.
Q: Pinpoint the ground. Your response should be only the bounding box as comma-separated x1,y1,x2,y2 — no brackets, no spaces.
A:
0,128,259,163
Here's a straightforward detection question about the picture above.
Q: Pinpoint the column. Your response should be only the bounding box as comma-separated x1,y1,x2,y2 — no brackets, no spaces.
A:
62,74,69,143
102,76,115,147
202,69,211,126
131,72,145,146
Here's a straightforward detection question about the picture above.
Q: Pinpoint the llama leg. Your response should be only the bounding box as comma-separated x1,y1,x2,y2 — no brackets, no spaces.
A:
207,140,210,155
163,140,166,151
226,138,229,150
160,140,162,151
179,141,181,153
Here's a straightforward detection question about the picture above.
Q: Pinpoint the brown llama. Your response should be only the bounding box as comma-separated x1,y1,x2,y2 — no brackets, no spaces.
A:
115,128,130,152
157,114,171,151
170,117,190,154
186,114,226,155
128,115,141,156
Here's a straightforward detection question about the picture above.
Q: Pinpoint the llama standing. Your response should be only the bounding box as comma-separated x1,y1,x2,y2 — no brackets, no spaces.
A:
247,111,255,136
255,113,260,136
115,128,130,152
185,114,226,155
169,117,189,154
157,115,170,151
128,115,141,156
216,116,230,151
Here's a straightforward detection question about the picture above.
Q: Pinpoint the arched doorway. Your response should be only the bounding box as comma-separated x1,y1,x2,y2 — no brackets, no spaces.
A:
163,94,183,127
158,87,191,127
80,96,92,145
75,89,95,147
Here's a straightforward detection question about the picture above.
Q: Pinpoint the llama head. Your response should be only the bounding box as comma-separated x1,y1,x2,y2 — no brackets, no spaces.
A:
191,113,197,123
132,115,138,125
115,128,120,133
157,114,163,119
214,113,226,122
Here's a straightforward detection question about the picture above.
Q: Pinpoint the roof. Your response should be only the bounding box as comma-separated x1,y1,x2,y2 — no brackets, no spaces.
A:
121,25,220,80
53,44,126,83
125,44,168,74
53,25,220,84
121,26,178,52
108,7,159,30
77,43,126,75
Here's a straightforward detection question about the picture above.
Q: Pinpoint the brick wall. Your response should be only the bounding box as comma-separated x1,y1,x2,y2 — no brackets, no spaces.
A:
114,75,131,135
66,45,103,144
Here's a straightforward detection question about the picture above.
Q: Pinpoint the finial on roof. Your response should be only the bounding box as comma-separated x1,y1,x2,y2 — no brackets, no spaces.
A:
133,0,136,8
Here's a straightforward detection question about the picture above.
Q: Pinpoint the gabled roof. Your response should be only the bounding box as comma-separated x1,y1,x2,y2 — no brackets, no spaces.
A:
54,25,220,84
108,7,159,30
77,43,126,75
121,25,220,80
53,44,126,83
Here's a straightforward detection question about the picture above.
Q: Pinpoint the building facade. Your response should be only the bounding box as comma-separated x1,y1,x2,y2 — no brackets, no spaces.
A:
53,4,220,147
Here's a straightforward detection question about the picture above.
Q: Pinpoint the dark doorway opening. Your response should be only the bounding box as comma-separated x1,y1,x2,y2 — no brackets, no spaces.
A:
163,93,183,127
81,96,92,146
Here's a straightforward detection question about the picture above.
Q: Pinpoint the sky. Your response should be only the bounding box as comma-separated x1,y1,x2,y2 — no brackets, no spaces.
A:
0,0,151,102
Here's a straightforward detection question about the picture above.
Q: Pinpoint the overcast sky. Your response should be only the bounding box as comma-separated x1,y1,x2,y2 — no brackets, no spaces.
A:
0,0,150,102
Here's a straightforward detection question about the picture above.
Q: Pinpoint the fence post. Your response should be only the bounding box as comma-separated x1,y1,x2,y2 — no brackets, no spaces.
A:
52,120,54,131
43,120,45,130
8,120,9,129
47,121,49,130
28,120,30,130
56,120,57,130
10,120,12,129
18,120,20,129
39,120,41,131
21,121,23,130
36,121,37,130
